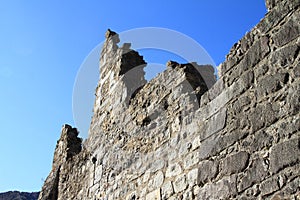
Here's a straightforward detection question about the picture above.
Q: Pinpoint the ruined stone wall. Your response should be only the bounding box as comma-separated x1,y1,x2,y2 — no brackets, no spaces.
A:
39,0,299,199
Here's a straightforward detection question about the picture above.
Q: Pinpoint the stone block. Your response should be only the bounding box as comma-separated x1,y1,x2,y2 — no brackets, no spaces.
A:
270,138,300,173
273,15,300,47
173,174,187,193
182,189,194,200
197,160,219,185
201,108,227,140
259,177,279,196
145,189,161,200
257,73,289,97
183,151,199,170
197,175,237,199
150,159,165,173
161,181,173,200
220,151,249,176
153,171,164,189
249,130,273,153
238,158,268,192
187,168,198,187
270,45,299,68
166,163,182,178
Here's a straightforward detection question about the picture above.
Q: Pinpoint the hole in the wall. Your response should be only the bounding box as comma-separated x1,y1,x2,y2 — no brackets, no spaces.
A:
142,117,151,126
131,194,136,200
92,156,97,164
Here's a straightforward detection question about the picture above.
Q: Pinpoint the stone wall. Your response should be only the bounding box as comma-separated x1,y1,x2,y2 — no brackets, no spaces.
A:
39,0,300,199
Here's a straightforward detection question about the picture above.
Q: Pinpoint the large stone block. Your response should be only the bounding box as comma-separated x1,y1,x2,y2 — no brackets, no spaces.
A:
146,189,161,200
220,151,250,176
238,158,268,192
197,160,219,185
173,174,187,193
197,175,237,199
273,15,300,47
270,138,300,173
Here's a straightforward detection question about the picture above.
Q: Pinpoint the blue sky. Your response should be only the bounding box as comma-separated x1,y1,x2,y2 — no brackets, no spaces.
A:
0,0,266,192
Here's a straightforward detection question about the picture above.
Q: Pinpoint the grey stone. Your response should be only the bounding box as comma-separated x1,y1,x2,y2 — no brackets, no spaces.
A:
238,158,268,192
203,108,227,140
220,151,249,176
197,160,219,185
257,73,289,97
270,45,299,68
259,177,280,196
182,190,194,200
39,3,300,199
197,175,237,199
273,15,300,47
270,138,300,173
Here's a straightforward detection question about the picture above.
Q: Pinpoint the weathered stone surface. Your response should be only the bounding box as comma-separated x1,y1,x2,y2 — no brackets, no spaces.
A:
220,151,249,176
270,138,300,173
161,181,173,200
238,158,268,192
183,151,199,169
173,174,187,193
257,73,289,97
273,15,300,47
187,168,198,187
39,1,300,199
197,175,237,199
259,177,280,196
39,125,82,200
197,160,219,185
166,163,182,178
145,189,160,200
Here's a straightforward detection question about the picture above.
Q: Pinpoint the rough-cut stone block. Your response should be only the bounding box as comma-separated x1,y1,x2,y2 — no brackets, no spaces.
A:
197,175,237,199
183,151,199,169
270,45,299,68
150,159,165,173
257,73,289,97
273,16,300,47
259,177,280,196
249,130,273,153
208,78,224,101
241,36,270,71
201,108,227,140
182,190,193,200
161,181,173,200
146,189,161,200
270,138,300,173
166,163,182,178
220,151,249,176
154,171,164,188
238,158,268,192
173,174,187,193
197,160,219,185
187,168,198,187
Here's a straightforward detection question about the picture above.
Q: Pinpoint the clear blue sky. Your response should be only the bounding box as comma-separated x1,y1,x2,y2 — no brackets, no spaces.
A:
0,0,266,192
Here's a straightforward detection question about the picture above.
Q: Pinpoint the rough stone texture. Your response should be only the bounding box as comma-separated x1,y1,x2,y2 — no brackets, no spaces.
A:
39,0,300,199
270,138,300,173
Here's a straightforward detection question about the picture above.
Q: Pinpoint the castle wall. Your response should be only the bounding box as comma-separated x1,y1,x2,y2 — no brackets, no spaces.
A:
39,0,299,199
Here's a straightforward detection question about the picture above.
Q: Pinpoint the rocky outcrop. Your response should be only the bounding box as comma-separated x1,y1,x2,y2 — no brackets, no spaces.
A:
39,0,300,199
